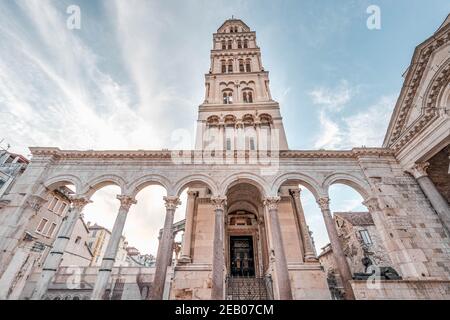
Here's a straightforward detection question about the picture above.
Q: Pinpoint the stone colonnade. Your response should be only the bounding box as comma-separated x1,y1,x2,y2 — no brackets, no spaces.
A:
2,148,449,300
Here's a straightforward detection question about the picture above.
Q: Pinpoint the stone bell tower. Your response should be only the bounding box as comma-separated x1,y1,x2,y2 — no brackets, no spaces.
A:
194,18,289,151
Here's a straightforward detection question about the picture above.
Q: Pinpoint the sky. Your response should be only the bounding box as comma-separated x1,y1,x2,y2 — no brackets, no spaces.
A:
0,0,449,255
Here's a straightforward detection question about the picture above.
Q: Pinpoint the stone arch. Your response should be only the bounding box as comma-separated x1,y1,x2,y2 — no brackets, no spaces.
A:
227,201,259,216
38,174,83,196
422,57,450,113
271,172,323,200
173,173,218,196
81,174,127,198
219,172,270,197
127,174,172,198
322,172,371,200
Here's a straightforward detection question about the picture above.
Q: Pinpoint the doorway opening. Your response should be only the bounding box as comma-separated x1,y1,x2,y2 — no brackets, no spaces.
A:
229,235,255,277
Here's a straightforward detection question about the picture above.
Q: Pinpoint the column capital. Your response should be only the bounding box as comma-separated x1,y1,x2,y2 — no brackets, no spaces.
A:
362,197,381,212
117,195,137,210
263,196,281,210
186,190,198,198
69,195,92,210
407,162,430,179
317,197,330,211
211,196,227,211
289,188,302,198
163,196,181,210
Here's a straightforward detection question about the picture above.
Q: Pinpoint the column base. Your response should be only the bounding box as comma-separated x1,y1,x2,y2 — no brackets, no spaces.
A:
305,255,319,262
178,256,192,264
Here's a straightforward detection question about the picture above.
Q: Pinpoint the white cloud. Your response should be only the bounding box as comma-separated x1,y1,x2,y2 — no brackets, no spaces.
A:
309,80,353,112
312,84,396,150
314,110,343,149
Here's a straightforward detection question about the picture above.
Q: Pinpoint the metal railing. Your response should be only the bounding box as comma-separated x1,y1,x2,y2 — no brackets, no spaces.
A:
226,275,273,300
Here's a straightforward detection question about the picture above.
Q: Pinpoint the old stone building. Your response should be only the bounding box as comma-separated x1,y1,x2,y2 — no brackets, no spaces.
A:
318,212,394,299
0,17,449,300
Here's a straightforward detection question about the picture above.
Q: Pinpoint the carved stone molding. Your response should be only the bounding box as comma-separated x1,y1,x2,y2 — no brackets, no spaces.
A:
406,162,430,179
117,195,137,211
163,196,181,211
263,196,280,211
69,196,92,210
210,196,227,211
317,197,330,211
29,147,396,160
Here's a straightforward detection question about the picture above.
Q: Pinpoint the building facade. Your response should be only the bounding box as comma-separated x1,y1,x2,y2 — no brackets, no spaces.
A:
0,17,448,300
87,224,128,267
318,212,395,299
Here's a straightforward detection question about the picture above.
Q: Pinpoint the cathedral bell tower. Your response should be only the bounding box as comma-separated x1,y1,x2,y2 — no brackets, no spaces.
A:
194,19,289,151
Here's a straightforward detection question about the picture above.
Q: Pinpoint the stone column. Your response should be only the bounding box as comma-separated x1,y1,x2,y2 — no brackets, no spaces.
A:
31,196,91,300
151,196,181,300
317,197,354,300
179,191,198,263
90,195,136,300
263,196,293,300
290,189,317,262
210,196,226,300
407,162,450,232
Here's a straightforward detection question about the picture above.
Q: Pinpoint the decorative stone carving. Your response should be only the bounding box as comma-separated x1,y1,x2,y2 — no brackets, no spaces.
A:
407,162,430,179
210,196,227,211
116,195,137,210
163,196,180,211
317,197,330,211
69,196,92,210
263,196,280,211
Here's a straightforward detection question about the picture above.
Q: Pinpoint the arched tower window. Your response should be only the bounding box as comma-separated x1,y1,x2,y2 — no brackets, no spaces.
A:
237,40,242,49
227,40,232,50
245,59,251,72
239,59,244,72
223,90,233,104
221,40,226,50
242,89,253,103
244,39,248,48
227,60,233,73
221,60,226,73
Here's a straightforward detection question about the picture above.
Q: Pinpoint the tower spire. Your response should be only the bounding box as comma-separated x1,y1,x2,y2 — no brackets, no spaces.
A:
195,19,289,151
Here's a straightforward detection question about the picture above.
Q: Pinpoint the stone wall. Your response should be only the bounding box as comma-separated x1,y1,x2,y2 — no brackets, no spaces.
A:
351,279,450,299
357,155,450,279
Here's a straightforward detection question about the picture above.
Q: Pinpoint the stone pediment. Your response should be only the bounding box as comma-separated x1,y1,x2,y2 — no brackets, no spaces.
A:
383,15,450,151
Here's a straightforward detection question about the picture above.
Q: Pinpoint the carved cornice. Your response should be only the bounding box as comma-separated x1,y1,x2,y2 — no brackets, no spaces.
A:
210,196,227,211
29,147,395,161
406,162,430,179
263,196,280,211
117,195,137,210
317,197,330,211
163,196,181,211
385,23,450,149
